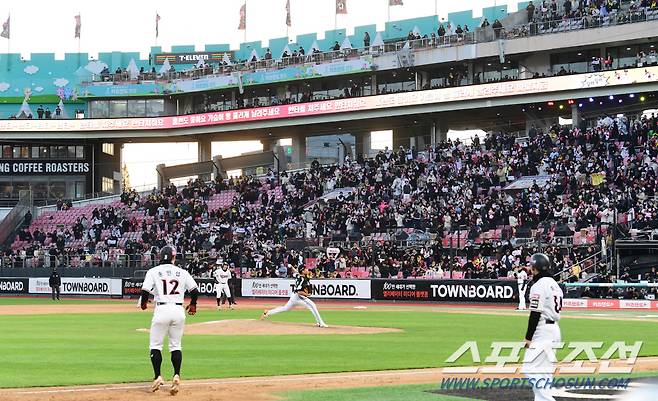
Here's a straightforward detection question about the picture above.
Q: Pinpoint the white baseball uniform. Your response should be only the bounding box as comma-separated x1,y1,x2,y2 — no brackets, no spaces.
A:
517,269,529,310
522,276,563,401
214,268,232,299
142,263,198,352
265,274,327,327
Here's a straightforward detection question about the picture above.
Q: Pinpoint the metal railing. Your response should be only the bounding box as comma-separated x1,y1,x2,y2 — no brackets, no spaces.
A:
0,190,32,246
85,6,658,86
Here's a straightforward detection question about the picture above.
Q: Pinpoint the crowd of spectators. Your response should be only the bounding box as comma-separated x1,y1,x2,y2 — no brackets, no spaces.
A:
4,112,657,286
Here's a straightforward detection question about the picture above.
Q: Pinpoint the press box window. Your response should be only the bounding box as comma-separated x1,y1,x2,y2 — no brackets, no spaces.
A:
102,143,114,156
102,177,114,193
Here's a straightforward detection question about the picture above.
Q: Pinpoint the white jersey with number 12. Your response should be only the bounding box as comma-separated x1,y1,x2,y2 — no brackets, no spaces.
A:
142,264,198,304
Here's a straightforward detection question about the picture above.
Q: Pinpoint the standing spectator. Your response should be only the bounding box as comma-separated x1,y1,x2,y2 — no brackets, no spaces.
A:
363,31,370,48
492,19,503,39
526,1,536,22
49,268,61,301
36,105,45,119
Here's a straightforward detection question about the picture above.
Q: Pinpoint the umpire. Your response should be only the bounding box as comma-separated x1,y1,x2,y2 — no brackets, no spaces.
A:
49,268,61,301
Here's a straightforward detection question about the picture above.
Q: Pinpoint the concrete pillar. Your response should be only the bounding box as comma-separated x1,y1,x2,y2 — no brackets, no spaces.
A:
198,137,212,182
290,135,306,170
571,104,580,129
409,136,417,149
156,164,167,190
371,74,377,95
432,120,448,145
212,155,224,180
231,90,237,109
260,137,277,152
356,132,371,159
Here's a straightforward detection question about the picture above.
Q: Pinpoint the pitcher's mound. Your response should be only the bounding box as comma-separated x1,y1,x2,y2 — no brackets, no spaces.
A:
139,319,402,336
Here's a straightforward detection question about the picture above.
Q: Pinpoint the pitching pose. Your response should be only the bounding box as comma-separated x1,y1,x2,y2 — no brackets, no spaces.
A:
522,253,563,401
261,266,328,327
213,263,235,309
140,246,199,396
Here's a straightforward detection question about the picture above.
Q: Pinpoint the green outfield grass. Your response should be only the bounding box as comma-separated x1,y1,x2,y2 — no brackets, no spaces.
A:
283,384,462,401
0,298,657,388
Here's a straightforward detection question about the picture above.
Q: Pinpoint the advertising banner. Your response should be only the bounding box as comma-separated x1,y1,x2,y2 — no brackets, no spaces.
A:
0,278,29,294
370,279,517,303
122,278,240,298
5,65,657,132
29,277,122,296
154,51,233,65
241,278,371,299
0,161,90,176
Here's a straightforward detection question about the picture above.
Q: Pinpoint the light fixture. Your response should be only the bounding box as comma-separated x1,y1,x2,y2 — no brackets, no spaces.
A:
578,103,583,107
559,104,564,110
618,99,623,103
547,101,554,106
577,52,582,56
599,101,603,105
608,95,614,100
589,97,594,102
538,106,542,111
626,47,631,51
629,94,635,98
640,96,646,101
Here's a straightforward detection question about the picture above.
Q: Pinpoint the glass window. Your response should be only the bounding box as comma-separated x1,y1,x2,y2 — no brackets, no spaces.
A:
56,146,67,158
40,146,50,158
2,146,11,159
91,100,110,118
127,100,146,117
48,181,66,199
32,182,48,199
75,181,85,199
109,100,128,117
13,147,21,159
0,181,12,198
67,146,76,158
102,143,114,156
146,99,165,117
76,146,85,159
21,146,29,158
31,146,40,159
102,177,114,193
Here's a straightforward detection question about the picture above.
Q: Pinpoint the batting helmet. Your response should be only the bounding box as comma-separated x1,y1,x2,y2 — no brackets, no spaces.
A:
529,253,551,273
160,245,177,264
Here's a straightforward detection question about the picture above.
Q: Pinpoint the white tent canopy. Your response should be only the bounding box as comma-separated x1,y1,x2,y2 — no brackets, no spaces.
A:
279,44,292,60
56,99,69,119
249,48,260,62
340,36,352,50
159,58,171,74
371,32,385,47
222,52,232,65
126,58,139,80
15,100,33,119
310,40,320,52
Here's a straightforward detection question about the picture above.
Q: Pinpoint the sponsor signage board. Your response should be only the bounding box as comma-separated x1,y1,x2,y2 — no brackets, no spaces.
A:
241,278,371,299
122,278,239,297
0,161,90,176
370,279,517,303
29,277,122,296
0,278,29,294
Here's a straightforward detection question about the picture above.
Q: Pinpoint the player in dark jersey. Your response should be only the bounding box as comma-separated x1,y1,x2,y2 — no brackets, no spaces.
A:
260,266,328,327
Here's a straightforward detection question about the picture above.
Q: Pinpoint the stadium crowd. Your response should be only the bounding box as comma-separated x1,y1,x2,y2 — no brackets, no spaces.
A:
4,112,657,290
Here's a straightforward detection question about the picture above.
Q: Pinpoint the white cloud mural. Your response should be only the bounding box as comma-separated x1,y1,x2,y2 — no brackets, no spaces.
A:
53,78,69,87
24,65,39,74
0,82,9,92
85,60,108,75
34,86,44,92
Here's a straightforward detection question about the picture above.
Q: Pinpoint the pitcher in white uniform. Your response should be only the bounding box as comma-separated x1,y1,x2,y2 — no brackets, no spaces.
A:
522,253,563,401
140,245,199,396
213,262,235,310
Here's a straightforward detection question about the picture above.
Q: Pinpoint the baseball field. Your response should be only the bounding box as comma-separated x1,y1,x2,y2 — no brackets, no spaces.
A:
1,297,657,401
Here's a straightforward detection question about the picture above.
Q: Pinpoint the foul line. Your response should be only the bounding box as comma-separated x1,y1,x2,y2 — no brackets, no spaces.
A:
14,369,442,395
